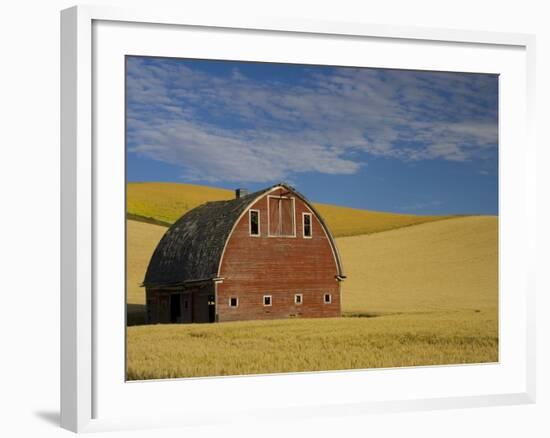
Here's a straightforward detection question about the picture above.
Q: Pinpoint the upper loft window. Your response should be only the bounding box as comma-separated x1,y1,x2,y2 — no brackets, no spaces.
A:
303,213,312,238
268,196,295,237
249,209,260,236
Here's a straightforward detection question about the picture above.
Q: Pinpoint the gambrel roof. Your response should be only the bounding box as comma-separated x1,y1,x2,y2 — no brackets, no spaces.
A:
143,183,344,288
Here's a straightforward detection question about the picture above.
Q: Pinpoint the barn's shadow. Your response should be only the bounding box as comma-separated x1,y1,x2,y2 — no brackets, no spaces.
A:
127,304,147,326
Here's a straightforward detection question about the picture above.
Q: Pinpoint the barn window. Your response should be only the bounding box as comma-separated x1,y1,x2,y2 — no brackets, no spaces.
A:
324,293,332,304
249,209,260,236
229,297,238,307
295,293,303,305
263,295,272,306
268,195,295,237
303,213,312,238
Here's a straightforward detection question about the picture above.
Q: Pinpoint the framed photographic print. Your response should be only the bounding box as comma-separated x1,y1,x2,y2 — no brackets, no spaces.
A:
61,5,536,433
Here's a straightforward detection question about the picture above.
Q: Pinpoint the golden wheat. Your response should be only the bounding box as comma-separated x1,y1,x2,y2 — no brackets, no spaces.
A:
127,312,497,380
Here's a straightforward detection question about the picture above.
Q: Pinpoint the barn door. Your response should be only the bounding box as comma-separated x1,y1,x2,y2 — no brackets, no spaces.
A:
208,295,216,322
181,293,192,323
269,196,295,236
269,197,280,235
170,293,182,323
159,295,170,323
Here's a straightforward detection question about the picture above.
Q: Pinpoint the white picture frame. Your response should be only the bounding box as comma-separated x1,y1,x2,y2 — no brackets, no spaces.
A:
60,5,536,433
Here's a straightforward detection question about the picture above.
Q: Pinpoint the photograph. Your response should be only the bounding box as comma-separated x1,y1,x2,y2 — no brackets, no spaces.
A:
125,55,499,380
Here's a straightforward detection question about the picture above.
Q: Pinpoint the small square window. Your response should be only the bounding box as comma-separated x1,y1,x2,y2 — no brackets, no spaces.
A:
229,297,238,307
324,293,332,304
263,295,272,306
295,293,303,305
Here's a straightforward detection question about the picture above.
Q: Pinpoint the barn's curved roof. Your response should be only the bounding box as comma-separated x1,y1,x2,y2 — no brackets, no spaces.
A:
143,183,344,288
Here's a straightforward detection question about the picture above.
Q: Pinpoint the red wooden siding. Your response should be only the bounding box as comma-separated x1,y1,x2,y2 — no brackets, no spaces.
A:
217,187,341,322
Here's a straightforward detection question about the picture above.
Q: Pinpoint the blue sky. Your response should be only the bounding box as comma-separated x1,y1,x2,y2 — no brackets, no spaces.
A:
126,56,498,215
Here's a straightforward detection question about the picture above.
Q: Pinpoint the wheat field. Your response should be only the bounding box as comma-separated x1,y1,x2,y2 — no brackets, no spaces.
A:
339,215,498,315
127,312,497,380
126,214,498,380
127,182,233,225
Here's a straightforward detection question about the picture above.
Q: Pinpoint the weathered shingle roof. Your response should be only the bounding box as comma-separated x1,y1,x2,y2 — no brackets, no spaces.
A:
143,186,271,287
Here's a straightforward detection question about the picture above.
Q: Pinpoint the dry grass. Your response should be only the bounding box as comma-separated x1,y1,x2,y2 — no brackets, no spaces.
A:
126,215,498,379
127,182,451,237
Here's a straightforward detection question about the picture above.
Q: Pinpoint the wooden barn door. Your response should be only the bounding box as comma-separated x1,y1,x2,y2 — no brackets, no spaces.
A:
280,198,294,236
269,197,295,236
170,293,182,323
158,295,170,323
181,293,192,323
269,197,280,236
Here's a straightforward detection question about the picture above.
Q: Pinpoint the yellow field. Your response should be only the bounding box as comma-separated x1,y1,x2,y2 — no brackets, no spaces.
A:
127,182,451,237
339,215,498,315
127,182,233,225
126,220,168,325
127,312,497,380
126,215,498,379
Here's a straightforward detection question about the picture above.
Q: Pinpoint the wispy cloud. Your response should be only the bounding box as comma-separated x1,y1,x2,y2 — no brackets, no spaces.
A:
126,58,498,183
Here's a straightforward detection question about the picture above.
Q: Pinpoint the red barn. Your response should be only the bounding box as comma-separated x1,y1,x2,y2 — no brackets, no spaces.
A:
143,183,345,323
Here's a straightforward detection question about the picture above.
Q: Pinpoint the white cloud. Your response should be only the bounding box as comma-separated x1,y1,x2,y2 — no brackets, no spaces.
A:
126,58,498,183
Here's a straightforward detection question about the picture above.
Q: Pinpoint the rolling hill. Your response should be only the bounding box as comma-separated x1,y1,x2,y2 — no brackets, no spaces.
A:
339,215,498,315
127,182,454,237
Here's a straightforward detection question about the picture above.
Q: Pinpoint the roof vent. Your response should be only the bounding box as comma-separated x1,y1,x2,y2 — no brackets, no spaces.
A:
235,188,249,199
